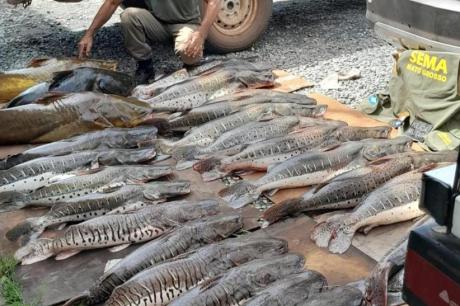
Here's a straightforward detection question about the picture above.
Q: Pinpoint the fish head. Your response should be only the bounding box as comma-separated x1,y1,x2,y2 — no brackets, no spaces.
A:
179,199,221,220
128,166,173,182
225,237,288,264
235,70,275,89
202,214,243,239
97,148,156,165
94,95,152,127
361,137,413,161
252,254,306,284
95,69,136,96
15,239,55,265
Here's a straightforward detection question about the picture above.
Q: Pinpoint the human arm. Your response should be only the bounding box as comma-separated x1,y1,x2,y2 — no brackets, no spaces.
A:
184,0,221,58
78,0,123,58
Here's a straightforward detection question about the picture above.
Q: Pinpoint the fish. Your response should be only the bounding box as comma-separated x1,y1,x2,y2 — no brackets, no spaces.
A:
144,66,274,112
0,58,117,103
260,150,457,226
219,137,413,208
243,271,327,306
14,199,221,265
311,169,427,254
0,148,156,196
194,121,348,181
154,90,317,133
106,237,290,306
6,180,189,244
0,126,158,170
132,58,264,99
173,115,325,170
0,92,153,144
156,104,301,154
64,214,244,306
6,82,50,108
0,165,170,207
168,254,305,306
364,217,432,306
298,286,363,306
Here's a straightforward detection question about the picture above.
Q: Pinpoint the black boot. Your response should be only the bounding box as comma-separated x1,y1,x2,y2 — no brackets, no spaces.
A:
135,59,154,85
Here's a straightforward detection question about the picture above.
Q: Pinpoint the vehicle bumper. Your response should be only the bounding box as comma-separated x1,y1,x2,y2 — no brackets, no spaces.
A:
367,0,460,52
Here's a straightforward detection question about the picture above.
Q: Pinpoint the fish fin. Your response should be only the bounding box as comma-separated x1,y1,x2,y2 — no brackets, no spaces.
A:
218,181,259,208
62,292,90,306
55,250,81,260
199,275,222,291
328,226,355,254
56,223,67,231
321,143,343,152
0,199,26,213
5,218,44,243
261,198,303,226
266,189,279,197
167,112,185,120
266,163,281,173
90,160,100,169
26,57,51,67
50,70,73,83
193,157,222,173
108,244,131,253
417,163,437,173
34,92,67,105
98,182,125,193
311,221,341,248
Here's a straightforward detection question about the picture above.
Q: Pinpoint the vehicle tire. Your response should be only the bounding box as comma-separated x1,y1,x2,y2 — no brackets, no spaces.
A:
206,0,273,53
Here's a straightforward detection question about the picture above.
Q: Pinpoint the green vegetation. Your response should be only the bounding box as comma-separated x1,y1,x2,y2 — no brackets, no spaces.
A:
0,256,28,306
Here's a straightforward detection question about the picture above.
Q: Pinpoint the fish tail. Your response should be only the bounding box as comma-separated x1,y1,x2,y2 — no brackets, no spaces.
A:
328,226,355,254
365,262,392,306
218,181,259,208
5,217,45,244
62,292,90,306
193,157,222,173
311,221,339,248
260,198,303,227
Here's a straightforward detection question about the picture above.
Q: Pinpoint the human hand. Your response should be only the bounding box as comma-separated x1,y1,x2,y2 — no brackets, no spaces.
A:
78,32,94,59
184,31,204,58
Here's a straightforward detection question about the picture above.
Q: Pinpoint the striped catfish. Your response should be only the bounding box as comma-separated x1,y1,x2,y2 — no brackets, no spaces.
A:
15,199,221,265
0,126,158,170
6,180,191,244
158,90,317,132
244,271,327,306
299,286,363,306
220,137,413,208
144,67,274,112
173,116,325,170
194,125,391,182
0,165,172,210
132,58,263,99
0,148,156,195
261,151,456,226
105,237,289,306
168,254,305,306
65,215,243,306
311,169,426,254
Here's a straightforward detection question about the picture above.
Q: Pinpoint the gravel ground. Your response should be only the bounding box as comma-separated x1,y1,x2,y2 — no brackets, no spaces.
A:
0,0,394,106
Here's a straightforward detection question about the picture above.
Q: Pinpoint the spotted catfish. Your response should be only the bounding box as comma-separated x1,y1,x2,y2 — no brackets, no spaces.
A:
157,90,317,133
65,215,244,306
15,199,221,265
6,180,190,244
156,103,317,154
144,66,274,112
194,125,391,182
0,127,158,170
0,148,156,197
220,137,413,208
261,151,457,226
105,237,290,306
169,254,305,306
311,169,427,254
173,115,326,170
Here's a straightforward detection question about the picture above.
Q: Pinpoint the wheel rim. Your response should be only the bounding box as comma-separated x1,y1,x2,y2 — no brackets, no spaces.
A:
214,0,257,36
